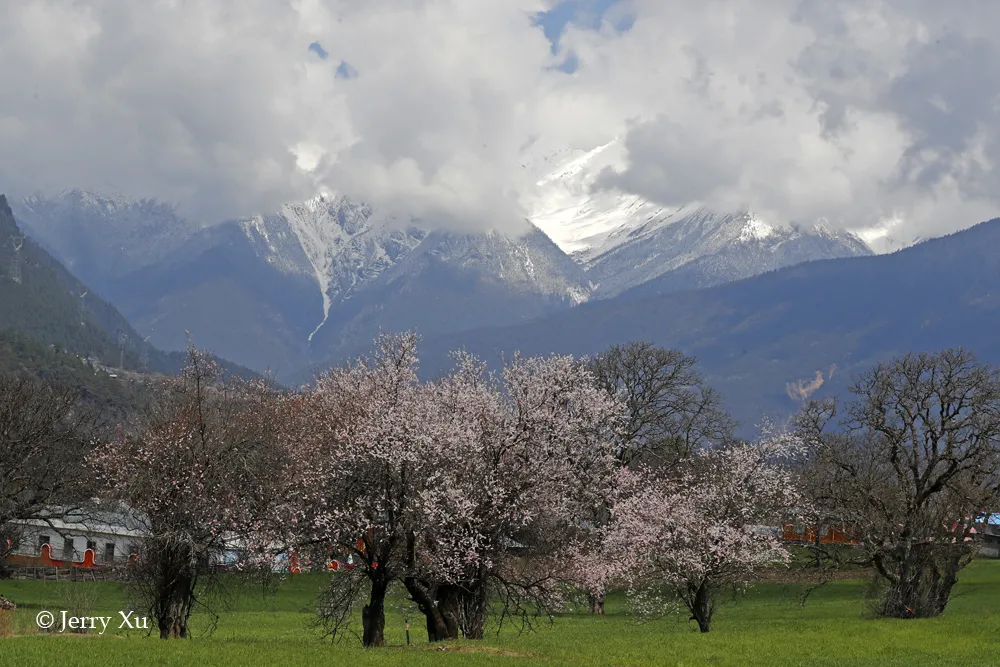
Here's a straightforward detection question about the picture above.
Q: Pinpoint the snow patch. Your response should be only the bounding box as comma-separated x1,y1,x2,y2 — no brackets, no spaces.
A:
278,196,353,341
738,213,775,242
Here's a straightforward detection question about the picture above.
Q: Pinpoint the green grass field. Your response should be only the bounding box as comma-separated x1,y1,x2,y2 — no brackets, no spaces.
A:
2,560,1000,666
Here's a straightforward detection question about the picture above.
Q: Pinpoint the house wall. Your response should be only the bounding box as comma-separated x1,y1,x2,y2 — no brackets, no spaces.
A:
10,524,139,564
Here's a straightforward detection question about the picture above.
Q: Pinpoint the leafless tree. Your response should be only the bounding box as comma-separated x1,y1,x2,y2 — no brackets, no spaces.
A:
0,373,98,576
90,346,286,638
588,341,735,467
795,349,1000,618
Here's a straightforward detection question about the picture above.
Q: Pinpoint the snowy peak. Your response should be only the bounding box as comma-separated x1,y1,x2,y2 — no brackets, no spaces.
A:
234,194,590,344
522,138,671,260
582,205,873,298
236,193,426,341
738,212,775,242
520,141,874,297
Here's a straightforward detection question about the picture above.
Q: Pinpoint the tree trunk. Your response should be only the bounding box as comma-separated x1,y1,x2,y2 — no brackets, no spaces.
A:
362,578,388,647
437,584,461,640
157,570,194,639
875,544,966,619
688,579,712,633
152,545,196,640
459,574,489,639
587,589,606,615
932,561,960,616
403,577,459,642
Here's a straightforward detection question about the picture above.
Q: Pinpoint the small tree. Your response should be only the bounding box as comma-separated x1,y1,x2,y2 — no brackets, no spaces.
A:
796,349,1000,618
90,346,284,638
602,427,804,632
583,341,735,609
0,373,97,577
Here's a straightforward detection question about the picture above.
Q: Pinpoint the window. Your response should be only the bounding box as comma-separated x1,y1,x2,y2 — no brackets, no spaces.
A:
86,540,96,553
105,543,116,563
38,535,51,553
63,537,75,561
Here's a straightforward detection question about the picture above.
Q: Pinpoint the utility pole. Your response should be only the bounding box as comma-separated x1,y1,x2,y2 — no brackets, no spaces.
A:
9,235,24,284
117,330,129,370
139,334,151,371
78,289,91,325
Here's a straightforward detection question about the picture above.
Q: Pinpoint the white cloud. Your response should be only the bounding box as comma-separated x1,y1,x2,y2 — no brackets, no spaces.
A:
1,0,998,240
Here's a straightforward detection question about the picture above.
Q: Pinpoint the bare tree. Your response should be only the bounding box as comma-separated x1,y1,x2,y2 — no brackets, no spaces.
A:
0,373,97,576
795,349,1000,618
90,345,285,638
588,341,734,466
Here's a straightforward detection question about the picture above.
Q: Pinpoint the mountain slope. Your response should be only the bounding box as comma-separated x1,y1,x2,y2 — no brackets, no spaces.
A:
13,190,201,296
16,191,592,377
1,193,154,370
608,209,874,300
0,194,256,385
305,225,591,370
412,216,1000,432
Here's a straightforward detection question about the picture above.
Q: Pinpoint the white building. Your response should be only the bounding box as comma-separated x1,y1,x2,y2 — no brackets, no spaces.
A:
7,505,146,565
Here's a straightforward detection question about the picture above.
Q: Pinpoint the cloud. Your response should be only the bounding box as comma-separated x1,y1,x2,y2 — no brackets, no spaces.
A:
589,0,1000,238
785,364,838,403
0,0,998,240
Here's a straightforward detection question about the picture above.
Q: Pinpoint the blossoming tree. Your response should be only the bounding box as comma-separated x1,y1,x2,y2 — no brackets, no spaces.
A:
282,335,623,646
89,345,284,639
601,428,805,632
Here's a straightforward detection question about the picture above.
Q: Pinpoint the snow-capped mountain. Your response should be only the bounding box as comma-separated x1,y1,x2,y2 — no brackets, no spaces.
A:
12,190,591,376
522,138,663,262
589,206,874,299
13,189,200,293
239,195,429,341
234,193,591,367
522,139,875,297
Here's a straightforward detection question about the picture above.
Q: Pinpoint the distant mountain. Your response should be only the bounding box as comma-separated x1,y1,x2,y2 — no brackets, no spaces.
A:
412,216,1000,433
0,194,256,389
13,190,201,296
1,193,157,370
305,224,590,373
610,209,873,301
15,191,591,377
522,139,874,298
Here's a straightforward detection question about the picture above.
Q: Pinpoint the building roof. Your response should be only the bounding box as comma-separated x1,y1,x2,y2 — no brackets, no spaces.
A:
16,503,148,539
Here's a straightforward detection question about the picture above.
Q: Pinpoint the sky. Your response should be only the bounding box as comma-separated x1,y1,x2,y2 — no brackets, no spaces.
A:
1,0,999,242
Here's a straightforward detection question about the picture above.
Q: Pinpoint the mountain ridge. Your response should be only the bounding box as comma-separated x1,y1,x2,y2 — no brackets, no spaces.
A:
406,215,1000,433
0,193,258,392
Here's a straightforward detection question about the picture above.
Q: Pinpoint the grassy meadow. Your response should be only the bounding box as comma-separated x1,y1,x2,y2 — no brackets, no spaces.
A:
2,560,1000,666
